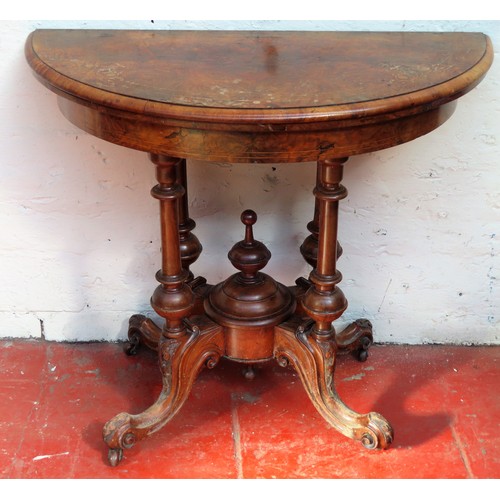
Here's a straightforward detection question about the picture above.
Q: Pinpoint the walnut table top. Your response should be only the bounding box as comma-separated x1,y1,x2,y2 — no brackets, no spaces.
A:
26,29,493,163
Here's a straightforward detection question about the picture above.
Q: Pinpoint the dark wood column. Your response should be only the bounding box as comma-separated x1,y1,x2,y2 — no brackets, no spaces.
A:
149,154,194,337
301,158,348,337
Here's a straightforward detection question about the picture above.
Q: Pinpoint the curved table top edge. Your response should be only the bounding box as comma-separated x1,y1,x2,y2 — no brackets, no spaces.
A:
25,30,494,128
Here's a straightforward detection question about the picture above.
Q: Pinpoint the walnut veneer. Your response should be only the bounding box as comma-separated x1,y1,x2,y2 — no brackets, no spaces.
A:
25,29,493,466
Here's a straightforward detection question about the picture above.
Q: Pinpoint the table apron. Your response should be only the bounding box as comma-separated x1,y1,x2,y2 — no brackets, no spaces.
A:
57,97,457,163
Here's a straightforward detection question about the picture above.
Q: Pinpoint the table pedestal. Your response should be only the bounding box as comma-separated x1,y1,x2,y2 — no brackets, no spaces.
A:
102,154,393,466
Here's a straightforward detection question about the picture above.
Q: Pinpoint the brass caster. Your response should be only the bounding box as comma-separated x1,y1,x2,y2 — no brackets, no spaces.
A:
107,448,123,467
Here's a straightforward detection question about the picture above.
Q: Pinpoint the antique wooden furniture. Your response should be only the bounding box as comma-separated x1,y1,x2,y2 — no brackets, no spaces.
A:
25,29,493,466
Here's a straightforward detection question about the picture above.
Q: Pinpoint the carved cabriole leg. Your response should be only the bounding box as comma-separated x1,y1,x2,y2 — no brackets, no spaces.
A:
281,158,393,449
104,155,224,466
274,323,393,450
104,322,224,466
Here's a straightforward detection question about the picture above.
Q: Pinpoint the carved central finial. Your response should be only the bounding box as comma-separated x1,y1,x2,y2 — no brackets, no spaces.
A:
205,208,296,361
242,209,257,246
228,209,271,279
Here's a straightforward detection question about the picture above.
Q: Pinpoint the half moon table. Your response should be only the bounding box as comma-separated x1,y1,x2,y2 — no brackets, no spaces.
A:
26,29,493,466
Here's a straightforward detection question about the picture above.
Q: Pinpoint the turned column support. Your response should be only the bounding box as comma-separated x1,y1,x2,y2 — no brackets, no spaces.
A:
301,158,348,338
298,158,374,361
126,156,206,355
149,154,194,338
176,159,203,282
300,167,343,269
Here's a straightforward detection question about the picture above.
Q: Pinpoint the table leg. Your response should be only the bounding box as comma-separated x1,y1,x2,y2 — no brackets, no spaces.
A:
276,158,393,449
299,158,373,361
126,156,206,355
103,155,224,465
274,322,392,449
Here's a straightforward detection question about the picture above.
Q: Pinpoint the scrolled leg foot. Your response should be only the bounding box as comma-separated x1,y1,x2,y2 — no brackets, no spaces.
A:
104,321,224,465
274,324,393,450
125,314,162,355
360,412,394,450
336,319,373,362
102,412,138,464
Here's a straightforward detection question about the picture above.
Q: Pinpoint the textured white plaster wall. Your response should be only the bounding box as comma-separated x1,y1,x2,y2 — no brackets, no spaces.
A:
0,19,498,344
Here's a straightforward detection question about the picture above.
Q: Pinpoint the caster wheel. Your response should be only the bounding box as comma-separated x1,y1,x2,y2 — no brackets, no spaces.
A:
356,336,372,362
357,349,369,362
243,365,256,380
125,332,140,356
108,448,123,467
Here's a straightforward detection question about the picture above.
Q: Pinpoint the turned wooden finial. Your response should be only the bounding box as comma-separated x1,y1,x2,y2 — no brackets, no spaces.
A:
228,209,271,279
205,208,295,362
242,209,257,245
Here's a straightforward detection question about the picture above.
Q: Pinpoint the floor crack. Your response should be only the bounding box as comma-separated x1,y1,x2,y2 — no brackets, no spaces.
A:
451,422,475,478
231,395,244,479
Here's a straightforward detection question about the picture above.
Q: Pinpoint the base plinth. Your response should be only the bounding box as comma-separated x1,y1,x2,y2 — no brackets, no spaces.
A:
204,273,296,361
104,204,392,466
106,304,392,466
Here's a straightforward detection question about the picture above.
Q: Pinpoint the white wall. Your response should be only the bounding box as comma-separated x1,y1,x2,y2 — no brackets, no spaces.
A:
0,19,498,344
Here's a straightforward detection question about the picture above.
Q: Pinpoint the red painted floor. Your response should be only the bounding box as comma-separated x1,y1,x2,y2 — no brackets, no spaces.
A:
0,339,498,479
